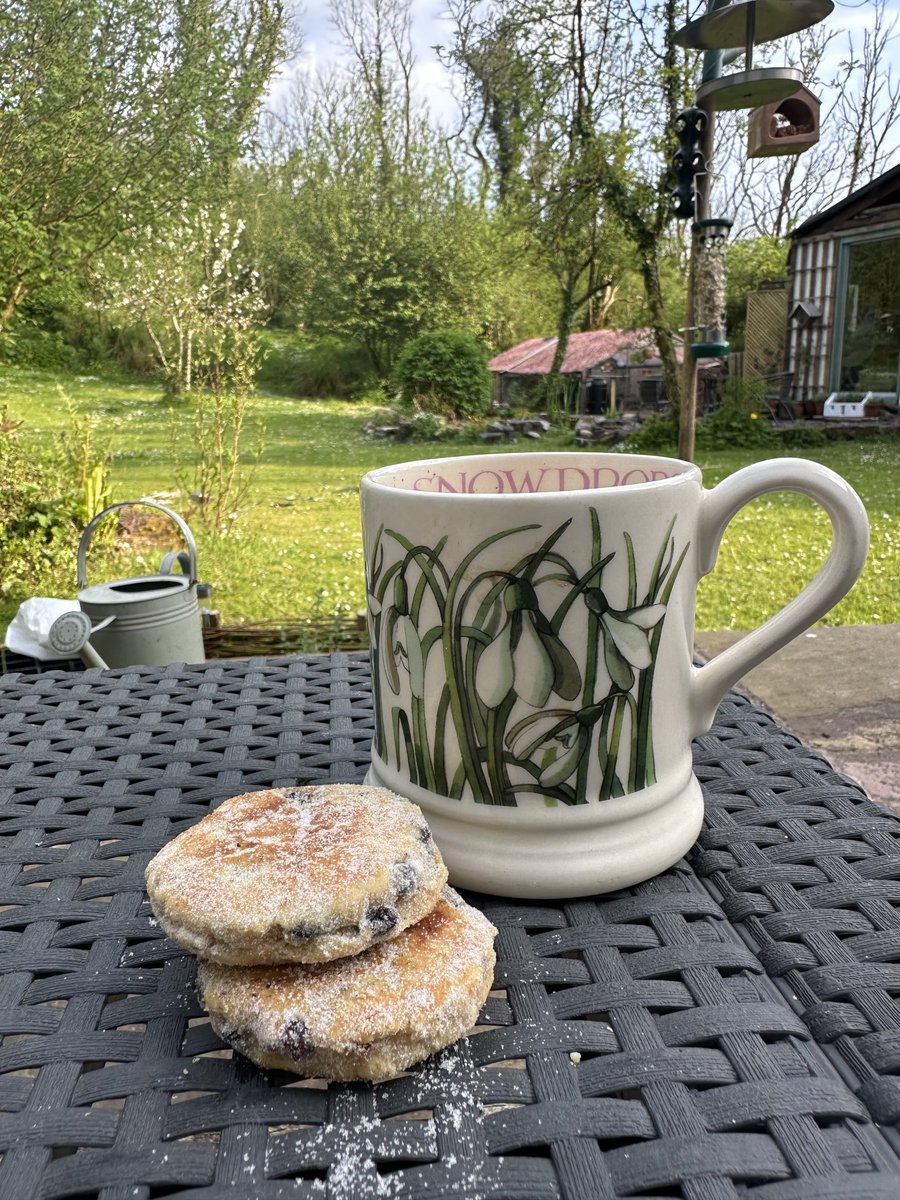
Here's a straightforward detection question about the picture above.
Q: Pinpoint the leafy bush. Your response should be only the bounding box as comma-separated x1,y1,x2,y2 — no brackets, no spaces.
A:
695,377,777,450
622,415,678,452
0,271,104,370
407,411,456,441
0,405,112,609
396,330,491,420
356,384,398,409
0,325,84,371
0,423,80,602
360,407,457,442
696,402,777,450
92,322,164,376
257,334,374,399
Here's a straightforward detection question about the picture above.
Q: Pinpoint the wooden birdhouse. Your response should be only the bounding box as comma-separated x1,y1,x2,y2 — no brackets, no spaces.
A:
747,86,820,158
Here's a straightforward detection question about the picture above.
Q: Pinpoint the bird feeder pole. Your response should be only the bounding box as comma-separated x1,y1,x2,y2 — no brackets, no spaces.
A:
679,4,728,463
673,0,834,462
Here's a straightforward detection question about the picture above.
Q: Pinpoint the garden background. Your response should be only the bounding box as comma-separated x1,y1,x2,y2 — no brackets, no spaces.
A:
2,0,898,651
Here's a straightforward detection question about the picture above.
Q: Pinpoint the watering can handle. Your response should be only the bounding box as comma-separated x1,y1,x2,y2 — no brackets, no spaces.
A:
77,501,199,589
159,550,193,577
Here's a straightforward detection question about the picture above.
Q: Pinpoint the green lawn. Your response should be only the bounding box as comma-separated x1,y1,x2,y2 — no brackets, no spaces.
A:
1,365,896,636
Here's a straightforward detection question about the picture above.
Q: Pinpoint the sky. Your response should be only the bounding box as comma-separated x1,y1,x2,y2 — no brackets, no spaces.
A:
276,0,900,90
271,0,900,152
292,0,453,66
272,0,462,120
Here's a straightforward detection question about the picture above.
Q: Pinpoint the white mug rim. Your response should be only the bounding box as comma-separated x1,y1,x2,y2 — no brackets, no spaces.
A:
362,451,702,498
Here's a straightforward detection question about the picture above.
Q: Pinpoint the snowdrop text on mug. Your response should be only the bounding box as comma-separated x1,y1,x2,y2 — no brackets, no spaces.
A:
404,464,676,494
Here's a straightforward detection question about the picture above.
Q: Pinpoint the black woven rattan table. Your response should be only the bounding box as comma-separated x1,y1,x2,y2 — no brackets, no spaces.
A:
2,653,900,1200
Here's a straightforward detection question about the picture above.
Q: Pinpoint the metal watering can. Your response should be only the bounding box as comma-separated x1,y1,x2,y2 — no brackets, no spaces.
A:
49,501,209,669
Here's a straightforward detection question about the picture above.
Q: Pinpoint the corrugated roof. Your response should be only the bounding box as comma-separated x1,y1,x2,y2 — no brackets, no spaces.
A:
488,329,666,375
488,337,556,373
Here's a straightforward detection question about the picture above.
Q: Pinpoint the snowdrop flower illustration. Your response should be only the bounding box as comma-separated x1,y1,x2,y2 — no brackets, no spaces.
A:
381,576,425,697
476,578,581,709
584,589,666,690
506,709,590,787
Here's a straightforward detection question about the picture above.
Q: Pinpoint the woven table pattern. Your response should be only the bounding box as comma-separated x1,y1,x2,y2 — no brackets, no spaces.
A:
0,654,899,1200
693,694,900,1144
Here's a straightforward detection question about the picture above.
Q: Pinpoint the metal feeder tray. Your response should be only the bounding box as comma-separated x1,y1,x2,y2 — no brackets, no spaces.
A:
696,67,802,111
691,340,730,360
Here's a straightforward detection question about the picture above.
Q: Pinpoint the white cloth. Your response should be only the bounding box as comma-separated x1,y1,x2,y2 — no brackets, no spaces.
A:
4,597,80,660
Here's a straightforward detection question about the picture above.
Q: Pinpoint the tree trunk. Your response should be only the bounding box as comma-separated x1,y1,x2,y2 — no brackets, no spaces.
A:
365,334,387,378
639,251,681,423
547,285,577,421
0,280,27,336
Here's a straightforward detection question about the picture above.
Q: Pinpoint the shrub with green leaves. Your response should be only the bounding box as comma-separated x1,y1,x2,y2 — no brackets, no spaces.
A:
396,330,491,420
0,325,84,371
407,411,456,441
694,377,777,450
0,423,79,602
257,334,375,399
696,403,777,451
622,415,678,453
0,403,113,607
780,424,827,448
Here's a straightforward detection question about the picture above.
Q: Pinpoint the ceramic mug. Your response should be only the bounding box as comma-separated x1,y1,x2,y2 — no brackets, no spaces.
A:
360,452,868,898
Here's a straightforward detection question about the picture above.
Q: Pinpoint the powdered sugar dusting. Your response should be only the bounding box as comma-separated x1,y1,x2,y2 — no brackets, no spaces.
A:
262,1045,493,1197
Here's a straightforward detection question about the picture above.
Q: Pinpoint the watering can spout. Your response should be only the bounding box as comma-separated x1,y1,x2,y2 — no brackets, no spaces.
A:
48,611,111,669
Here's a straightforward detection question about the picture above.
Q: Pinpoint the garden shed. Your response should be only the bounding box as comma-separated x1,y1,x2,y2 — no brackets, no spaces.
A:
488,329,680,413
787,163,900,409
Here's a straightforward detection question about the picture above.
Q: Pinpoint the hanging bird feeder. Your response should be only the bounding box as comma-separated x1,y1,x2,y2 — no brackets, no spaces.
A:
691,218,732,360
747,86,821,157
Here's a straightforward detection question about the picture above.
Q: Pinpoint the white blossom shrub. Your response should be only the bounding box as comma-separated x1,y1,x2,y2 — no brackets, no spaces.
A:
97,206,268,531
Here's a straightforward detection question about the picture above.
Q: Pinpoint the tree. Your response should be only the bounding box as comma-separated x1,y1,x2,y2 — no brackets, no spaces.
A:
250,0,499,375
98,207,267,532
443,0,693,417
447,3,625,383
0,0,285,337
98,207,267,397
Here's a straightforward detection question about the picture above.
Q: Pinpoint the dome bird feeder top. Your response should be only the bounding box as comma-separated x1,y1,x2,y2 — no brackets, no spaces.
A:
676,0,832,112
695,216,734,243
674,0,833,51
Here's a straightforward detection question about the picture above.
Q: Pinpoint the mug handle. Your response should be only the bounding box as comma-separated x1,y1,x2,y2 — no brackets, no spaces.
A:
691,457,869,735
